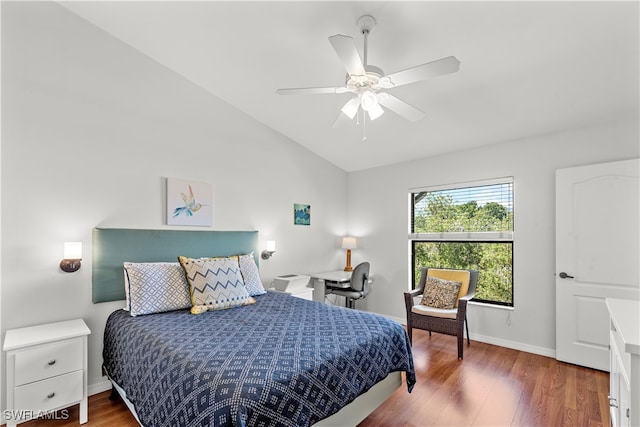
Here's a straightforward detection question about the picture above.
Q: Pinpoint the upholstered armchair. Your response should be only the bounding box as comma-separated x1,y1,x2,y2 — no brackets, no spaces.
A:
404,267,478,359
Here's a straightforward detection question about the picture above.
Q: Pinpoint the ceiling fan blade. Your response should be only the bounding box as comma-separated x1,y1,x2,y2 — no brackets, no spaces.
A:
328,34,366,77
277,86,349,95
377,93,425,122
378,56,460,89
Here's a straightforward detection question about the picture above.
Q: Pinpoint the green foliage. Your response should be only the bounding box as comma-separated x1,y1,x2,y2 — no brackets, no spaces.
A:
413,193,512,233
412,193,513,305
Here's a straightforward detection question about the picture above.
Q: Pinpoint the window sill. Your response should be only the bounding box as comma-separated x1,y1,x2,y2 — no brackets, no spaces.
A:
469,300,514,311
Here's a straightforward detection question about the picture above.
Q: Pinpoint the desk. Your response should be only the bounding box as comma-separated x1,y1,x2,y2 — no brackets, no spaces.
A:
310,270,374,303
310,271,352,302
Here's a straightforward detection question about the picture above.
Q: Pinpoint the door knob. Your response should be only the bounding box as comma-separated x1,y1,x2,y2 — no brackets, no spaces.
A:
559,272,574,279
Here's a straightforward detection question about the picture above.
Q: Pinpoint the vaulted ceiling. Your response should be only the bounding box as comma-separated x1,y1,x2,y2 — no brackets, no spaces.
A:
60,1,639,172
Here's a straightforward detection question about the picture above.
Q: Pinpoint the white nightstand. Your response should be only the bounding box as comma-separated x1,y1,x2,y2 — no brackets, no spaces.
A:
3,319,91,427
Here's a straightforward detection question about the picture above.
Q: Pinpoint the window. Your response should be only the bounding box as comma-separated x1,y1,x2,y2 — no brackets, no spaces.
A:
409,178,514,306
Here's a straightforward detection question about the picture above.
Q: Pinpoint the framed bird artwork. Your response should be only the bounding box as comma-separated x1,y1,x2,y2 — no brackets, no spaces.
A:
166,178,213,226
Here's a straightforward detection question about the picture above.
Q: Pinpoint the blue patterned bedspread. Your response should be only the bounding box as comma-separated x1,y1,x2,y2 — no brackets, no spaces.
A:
103,291,415,427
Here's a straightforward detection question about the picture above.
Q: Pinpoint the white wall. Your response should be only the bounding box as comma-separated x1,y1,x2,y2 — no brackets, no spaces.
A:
1,1,348,406
347,113,639,355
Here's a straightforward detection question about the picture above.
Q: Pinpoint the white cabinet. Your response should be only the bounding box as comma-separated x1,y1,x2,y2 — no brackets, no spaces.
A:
3,319,91,427
606,299,640,427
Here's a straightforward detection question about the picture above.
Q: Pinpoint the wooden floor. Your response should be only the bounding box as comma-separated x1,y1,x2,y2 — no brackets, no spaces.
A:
360,330,610,427
14,329,609,427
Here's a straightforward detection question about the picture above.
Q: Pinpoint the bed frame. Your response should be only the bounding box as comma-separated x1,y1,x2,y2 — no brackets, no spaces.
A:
109,372,401,426
92,227,403,425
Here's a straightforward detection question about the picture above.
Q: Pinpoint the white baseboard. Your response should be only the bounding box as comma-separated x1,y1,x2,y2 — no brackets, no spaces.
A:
375,311,556,359
89,377,112,396
471,333,556,359
380,314,405,324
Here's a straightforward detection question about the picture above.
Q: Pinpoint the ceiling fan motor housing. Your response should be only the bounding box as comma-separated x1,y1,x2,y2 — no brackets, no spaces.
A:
345,65,384,93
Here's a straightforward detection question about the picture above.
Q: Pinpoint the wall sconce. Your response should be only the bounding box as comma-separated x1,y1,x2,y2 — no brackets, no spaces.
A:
342,236,357,272
261,240,276,260
60,242,82,273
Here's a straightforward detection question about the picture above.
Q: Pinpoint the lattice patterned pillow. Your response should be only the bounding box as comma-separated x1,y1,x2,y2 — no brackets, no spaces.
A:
238,252,266,296
123,262,192,316
421,275,462,309
178,256,255,311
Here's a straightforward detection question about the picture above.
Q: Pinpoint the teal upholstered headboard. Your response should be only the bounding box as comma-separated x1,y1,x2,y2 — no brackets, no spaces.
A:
92,228,259,303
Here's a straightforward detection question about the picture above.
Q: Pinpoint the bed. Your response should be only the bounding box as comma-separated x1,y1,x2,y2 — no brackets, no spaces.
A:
94,228,415,426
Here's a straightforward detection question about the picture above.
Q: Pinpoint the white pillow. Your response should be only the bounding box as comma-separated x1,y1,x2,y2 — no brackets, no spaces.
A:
238,252,266,296
123,262,192,316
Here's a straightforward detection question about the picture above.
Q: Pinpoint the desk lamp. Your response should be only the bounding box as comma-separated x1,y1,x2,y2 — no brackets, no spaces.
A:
342,237,357,272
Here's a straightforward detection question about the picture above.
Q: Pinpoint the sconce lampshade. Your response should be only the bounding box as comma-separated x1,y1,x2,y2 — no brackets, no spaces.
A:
64,242,82,259
265,240,276,252
60,242,82,273
261,240,276,260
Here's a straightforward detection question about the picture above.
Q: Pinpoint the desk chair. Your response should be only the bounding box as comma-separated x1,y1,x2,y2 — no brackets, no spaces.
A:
404,267,478,359
326,262,370,309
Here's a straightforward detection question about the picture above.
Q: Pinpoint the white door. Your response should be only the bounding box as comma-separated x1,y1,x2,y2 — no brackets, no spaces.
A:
556,158,640,370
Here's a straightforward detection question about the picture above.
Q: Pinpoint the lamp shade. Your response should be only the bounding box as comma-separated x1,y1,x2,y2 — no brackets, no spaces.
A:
265,240,276,252
360,91,378,111
63,242,82,259
367,102,384,120
341,98,360,119
341,237,357,250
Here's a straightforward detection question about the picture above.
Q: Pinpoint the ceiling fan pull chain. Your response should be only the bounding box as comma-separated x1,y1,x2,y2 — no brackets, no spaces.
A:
362,114,367,142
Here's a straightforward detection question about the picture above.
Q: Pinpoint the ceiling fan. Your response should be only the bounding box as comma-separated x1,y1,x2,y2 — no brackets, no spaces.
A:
276,15,460,126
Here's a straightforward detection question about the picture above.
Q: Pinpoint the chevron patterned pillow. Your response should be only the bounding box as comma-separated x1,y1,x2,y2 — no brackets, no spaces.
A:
178,256,255,311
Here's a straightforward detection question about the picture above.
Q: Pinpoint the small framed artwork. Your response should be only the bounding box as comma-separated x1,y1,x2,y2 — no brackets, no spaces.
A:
294,203,310,226
167,178,213,226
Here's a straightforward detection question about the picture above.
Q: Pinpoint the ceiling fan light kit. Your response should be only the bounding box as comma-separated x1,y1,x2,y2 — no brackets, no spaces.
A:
341,97,360,119
277,14,460,138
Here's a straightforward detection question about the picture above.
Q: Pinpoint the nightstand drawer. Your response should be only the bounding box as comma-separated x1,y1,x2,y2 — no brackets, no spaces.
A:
14,338,83,386
14,370,83,413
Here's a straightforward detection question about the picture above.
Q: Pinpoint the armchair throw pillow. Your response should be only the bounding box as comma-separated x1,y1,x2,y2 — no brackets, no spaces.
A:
421,275,462,309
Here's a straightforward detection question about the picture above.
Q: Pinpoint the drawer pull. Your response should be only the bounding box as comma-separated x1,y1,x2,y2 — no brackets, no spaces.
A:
47,392,55,399
47,359,56,366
